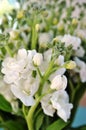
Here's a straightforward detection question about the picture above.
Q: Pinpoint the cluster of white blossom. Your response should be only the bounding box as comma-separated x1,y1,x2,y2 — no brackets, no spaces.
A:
1,49,41,106
1,48,74,122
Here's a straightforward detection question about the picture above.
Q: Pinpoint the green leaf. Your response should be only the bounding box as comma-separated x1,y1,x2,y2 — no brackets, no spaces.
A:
35,112,44,130
46,119,69,130
1,120,25,130
0,94,12,112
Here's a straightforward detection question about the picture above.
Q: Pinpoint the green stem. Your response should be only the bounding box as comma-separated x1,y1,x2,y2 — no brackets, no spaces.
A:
31,15,38,50
37,60,54,96
37,67,43,79
26,97,41,130
5,45,13,57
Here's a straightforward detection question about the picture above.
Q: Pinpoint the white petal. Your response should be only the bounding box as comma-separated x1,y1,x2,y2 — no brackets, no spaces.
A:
41,94,55,117
11,85,35,106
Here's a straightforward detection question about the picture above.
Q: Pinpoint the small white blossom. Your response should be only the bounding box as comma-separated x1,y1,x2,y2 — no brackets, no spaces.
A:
1,49,37,84
38,32,53,48
11,75,39,106
33,53,43,66
41,94,55,117
51,90,73,122
74,57,86,82
75,46,85,57
61,34,81,50
76,29,86,40
0,79,18,112
50,75,67,90
1,49,40,106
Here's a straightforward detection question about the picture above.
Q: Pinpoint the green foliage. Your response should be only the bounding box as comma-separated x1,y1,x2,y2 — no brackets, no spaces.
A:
35,112,44,130
0,120,26,130
69,125,86,130
0,95,12,113
46,119,69,130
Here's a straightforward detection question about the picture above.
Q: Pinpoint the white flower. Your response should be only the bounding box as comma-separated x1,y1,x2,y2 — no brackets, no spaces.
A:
1,57,21,84
75,46,85,57
11,76,39,106
0,0,13,16
74,57,86,82
0,79,18,112
61,34,81,50
51,90,73,122
1,49,41,105
50,75,67,90
1,49,37,84
41,94,55,117
38,32,53,48
76,29,86,40
33,53,43,66
39,49,52,74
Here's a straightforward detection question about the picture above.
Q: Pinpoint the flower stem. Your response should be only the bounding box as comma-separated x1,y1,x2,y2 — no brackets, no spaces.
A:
5,45,13,57
25,98,40,130
37,60,54,95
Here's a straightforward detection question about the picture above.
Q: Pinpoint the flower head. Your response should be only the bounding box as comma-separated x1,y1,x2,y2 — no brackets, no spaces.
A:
61,34,81,50
51,90,73,122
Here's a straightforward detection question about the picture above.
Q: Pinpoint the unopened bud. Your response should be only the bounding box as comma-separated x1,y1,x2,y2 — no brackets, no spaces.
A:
35,24,40,32
53,37,59,43
33,53,43,66
64,61,76,69
53,18,58,25
57,23,64,32
17,10,24,19
50,75,67,90
9,30,19,40
72,18,78,26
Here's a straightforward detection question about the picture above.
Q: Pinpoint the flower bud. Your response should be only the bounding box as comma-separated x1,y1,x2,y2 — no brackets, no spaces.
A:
64,61,76,69
57,23,64,32
9,30,19,40
53,37,58,43
35,24,40,32
53,18,58,25
17,10,24,19
33,53,43,66
72,18,78,26
50,75,67,90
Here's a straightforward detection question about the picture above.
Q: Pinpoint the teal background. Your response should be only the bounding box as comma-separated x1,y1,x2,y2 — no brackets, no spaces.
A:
72,106,86,127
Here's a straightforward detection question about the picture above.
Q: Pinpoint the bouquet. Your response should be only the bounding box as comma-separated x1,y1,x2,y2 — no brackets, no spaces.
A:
0,0,86,130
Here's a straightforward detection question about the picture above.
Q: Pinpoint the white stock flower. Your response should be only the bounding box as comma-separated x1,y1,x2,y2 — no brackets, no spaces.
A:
1,48,40,106
76,29,86,40
61,34,81,50
41,94,55,117
0,79,18,112
75,46,85,57
51,90,73,122
50,75,67,90
11,76,39,106
33,53,43,66
1,57,21,84
74,57,86,82
39,49,52,74
38,32,53,48
1,49,36,84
